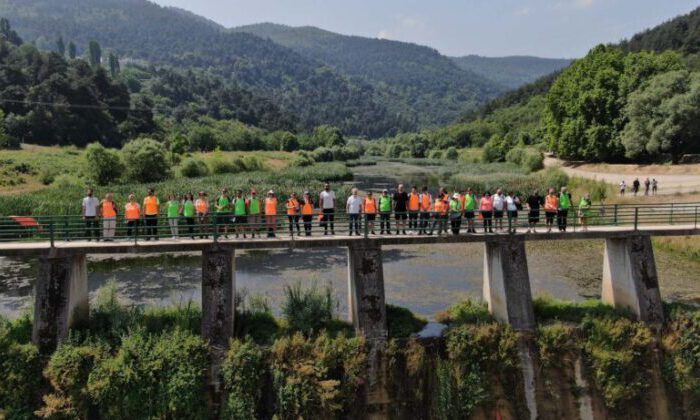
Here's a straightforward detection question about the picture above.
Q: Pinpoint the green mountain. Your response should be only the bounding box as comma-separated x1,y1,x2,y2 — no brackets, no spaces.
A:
231,23,504,128
450,55,572,89
619,7,700,54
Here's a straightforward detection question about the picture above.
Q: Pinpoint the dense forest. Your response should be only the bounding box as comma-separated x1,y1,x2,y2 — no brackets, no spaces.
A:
450,55,572,89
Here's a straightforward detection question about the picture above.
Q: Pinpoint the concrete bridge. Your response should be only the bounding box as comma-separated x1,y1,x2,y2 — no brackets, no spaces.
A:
1,223,698,353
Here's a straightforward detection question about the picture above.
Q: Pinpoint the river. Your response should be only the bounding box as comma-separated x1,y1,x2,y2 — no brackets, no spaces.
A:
2,162,700,319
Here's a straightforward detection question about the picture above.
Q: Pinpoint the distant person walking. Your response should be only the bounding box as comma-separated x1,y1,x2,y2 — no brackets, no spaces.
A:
479,191,494,233
652,179,658,195
195,192,209,239
143,188,160,240
364,191,378,235
183,192,196,239
578,193,592,232
393,184,409,235
346,188,362,236
633,178,640,196
166,193,181,239
319,183,336,235
286,192,301,236
619,180,626,197
544,188,559,233
526,190,543,233
301,191,314,236
99,192,117,241
557,186,572,232
644,178,651,196
124,194,141,237
82,188,100,241
379,189,392,234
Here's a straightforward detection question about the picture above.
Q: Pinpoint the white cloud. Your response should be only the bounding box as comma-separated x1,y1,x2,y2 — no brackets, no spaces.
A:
377,30,389,39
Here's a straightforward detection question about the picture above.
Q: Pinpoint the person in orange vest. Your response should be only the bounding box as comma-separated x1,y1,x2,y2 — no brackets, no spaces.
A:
300,191,315,236
480,191,494,233
419,186,432,235
429,189,449,235
286,192,301,236
407,185,421,233
195,191,209,239
544,187,560,233
124,194,141,237
143,188,160,240
99,192,118,241
363,191,378,235
265,190,278,238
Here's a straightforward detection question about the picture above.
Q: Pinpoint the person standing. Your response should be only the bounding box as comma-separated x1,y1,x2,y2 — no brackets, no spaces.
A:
379,189,392,234
463,188,477,233
419,186,432,235
247,189,261,238
633,178,640,196
407,186,421,233
479,191,494,233
215,188,232,238
183,192,196,239
166,193,181,239
492,189,505,232
505,192,519,233
143,188,160,240
233,190,248,239
301,192,315,237
124,194,141,237
286,192,301,236
99,193,118,241
393,184,409,235
265,190,278,238
619,180,626,197
578,193,592,232
364,191,378,235
82,188,100,241
652,178,658,195
526,191,543,233
319,183,336,235
644,178,651,196
544,188,559,233
346,188,363,236
430,190,448,235
195,192,209,239
558,187,572,232
449,193,463,235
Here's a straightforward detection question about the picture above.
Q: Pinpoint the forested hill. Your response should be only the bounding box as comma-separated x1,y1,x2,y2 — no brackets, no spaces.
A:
450,55,572,89
619,7,700,54
231,23,504,127
0,0,411,137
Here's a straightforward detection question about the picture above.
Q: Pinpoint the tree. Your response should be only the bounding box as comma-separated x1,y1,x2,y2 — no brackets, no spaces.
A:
108,52,120,78
56,36,65,56
121,138,172,183
312,125,345,148
84,143,124,185
88,40,101,67
0,18,22,46
621,70,700,162
0,110,18,149
68,41,76,59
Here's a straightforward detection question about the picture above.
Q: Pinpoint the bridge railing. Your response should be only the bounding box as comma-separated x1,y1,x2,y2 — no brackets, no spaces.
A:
0,202,697,245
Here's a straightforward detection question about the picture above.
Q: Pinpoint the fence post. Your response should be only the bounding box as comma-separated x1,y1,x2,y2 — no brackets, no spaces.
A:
613,204,618,226
634,207,639,231
49,222,55,248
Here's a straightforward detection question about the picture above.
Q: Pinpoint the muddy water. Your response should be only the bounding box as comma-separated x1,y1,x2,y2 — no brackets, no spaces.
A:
2,163,700,319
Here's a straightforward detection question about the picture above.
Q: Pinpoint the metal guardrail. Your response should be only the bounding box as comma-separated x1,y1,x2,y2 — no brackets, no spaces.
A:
0,203,698,246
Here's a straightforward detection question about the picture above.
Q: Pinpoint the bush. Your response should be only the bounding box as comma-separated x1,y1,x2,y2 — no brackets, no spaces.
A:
444,147,459,160
0,318,44,418
291,151,315,167
52,174,84,189
179,157,209,178
222,340,268,419
84,142,124,186
281,282,336,337
428,149,444,159
435,300,493,325
505,147,544,173
312,125,345,148
121,138,171,183
39,167,57,185
386,304,427,338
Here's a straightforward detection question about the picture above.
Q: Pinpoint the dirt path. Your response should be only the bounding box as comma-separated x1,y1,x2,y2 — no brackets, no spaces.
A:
544,157,700,195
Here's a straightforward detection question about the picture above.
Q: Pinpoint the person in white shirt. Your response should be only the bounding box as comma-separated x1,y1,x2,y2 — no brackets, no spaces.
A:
619,180,626,196
319,183,336,235
505,192,520,233
82,188,100,241
346,188,363,236
492,189,505,231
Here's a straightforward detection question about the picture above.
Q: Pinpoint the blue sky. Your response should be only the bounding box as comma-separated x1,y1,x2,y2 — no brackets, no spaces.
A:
151,0,699,58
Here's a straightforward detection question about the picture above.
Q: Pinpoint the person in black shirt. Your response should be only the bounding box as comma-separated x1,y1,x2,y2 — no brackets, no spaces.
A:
393,184,409,235
526,191,543,233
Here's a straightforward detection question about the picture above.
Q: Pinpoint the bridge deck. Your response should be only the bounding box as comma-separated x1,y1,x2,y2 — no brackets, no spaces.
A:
0,224,697,257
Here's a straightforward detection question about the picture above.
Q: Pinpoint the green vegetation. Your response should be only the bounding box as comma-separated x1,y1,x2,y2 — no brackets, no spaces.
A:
386,304,427,338
451,55,572,89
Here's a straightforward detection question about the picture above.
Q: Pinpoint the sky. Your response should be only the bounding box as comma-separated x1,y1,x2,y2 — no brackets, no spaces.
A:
151,0,699,58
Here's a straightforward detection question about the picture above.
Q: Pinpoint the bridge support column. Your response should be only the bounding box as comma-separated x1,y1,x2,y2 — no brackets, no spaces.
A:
602,235,663,323
32,253,89,353
483,237,535,331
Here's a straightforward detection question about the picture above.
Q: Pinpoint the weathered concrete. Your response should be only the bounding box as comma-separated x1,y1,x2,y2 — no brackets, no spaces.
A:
32,253,89,353
347,242,388,340
602,235,664,323
201,247,236,349
483,237,536,331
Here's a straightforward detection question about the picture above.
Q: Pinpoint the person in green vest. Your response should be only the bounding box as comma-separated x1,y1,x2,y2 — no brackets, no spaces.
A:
215,188,232,238
558,186,572,232
233,189,248,239
378,189,392,235
578,193,592,232
463,188,477,233
166,193,182,240
449,193,463,235
247,189,261,238
182,192,196,240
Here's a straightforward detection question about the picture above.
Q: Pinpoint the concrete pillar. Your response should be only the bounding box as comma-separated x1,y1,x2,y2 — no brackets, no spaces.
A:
201,247,236,349
32,253,89,353
602,235,664,323
483,237,535,331
347,242,388,340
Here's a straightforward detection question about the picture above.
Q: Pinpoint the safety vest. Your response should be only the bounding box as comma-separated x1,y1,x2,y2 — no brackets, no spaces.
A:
434,198,447,214
420,193,431,211
125,203,141,220
195,199,208,214
286,198,299,215
101,201,117,218
301,201,314,215
408,193,420,211
545,195,559,212
234,198,247,216
248,198,260,215
559,193,572,210
265,198,278,215
450,199,462,212
143,196,159,215
183,200,195,218
480,197,493,212
464,194,476,211
167,200,179,218
364,198,377,214
379,196,392,212
216,196,230,213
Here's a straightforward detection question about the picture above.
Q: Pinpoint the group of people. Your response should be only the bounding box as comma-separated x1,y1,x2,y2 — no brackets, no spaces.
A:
80,183,595,241
619,178,658,197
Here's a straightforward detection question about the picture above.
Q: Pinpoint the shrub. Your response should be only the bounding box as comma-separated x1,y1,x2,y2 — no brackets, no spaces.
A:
281,282,336,337
662,306,700,415
84,142,124,186
533,295,626,324
121,138,171,183
291,151,315,167
179,158,209,178
52,174,84,189
505,147,544,173
0,318,44,418
386,304,427,338
435,299,493,325
428,149,444,159
222,340,268,419
312,125,345,148
444,147,459,160
39,167,57,185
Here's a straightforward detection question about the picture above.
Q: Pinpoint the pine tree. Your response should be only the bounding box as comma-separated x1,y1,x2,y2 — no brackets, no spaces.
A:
0,18,22,45
108,52,120,77
88,40,101,67
68,41,76,59
56,36,65,56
